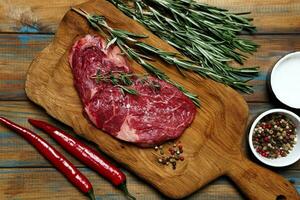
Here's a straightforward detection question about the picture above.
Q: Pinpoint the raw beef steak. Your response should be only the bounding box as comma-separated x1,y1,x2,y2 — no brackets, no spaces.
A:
69,34,196,147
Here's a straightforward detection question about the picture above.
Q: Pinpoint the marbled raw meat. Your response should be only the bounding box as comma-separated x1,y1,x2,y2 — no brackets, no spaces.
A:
69,35,196,147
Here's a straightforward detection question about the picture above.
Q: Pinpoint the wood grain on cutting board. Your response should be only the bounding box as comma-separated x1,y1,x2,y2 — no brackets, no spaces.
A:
25,0,299,199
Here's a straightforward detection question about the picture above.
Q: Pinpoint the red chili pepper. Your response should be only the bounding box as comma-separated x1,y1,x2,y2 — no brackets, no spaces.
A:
28,118,135,200
0,117,95,200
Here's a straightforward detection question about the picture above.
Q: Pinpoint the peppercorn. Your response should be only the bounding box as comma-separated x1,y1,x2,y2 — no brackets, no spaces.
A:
172,162,176,170
160,150,164,155
153,141,186,169
169,148,175,155
252,113,297,159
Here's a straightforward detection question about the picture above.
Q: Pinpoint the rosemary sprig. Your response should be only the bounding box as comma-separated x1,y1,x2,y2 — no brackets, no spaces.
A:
91,70,139,95
108,0,259,93
72,7,201,106
91,70,163,95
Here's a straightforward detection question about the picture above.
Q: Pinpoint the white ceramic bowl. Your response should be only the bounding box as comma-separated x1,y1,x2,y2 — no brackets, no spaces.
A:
270,51,300,109
249,109,300,167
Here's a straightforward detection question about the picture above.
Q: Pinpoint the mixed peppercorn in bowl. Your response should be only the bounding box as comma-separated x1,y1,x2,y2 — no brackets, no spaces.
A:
249,109,300,167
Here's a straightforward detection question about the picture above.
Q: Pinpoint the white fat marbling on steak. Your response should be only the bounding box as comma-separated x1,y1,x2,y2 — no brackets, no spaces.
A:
116,116,138,142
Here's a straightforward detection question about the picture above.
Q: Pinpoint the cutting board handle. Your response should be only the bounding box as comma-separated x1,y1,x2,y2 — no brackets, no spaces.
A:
227,158,299,200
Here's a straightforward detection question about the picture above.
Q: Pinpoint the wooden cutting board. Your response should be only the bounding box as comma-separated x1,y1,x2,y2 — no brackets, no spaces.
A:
25,0,299,199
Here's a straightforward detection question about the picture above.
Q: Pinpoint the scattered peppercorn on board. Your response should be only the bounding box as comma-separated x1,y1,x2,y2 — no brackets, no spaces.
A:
25,0,299,199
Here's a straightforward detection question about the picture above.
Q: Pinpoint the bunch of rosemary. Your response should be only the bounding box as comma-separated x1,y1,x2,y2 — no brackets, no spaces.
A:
72,7,200,106
108,0,259,92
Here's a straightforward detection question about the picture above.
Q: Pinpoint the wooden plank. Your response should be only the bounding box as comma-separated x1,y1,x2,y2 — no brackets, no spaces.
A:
203,0,300,34
0,34,53,100
0,0,87,33
0,101,298,170
0,0,300,33
0,167,298,199
1,34,300,102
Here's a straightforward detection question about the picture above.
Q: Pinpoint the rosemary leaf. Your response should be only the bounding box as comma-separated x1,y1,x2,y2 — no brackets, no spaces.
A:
105,37,118,50
119,85,139,95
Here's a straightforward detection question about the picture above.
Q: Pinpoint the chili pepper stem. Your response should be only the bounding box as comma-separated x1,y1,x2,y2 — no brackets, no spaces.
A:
87,189,96,200
118,183,136,200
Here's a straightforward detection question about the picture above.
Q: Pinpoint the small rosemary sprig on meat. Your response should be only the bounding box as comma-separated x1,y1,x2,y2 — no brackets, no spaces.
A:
72,7,200,107
91,70,162,95
91,70,139,95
